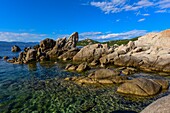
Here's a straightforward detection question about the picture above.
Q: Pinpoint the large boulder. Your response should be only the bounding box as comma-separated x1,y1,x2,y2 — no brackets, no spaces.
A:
11,45,21,52
141,94,170,113
25,49,37,62
40,38,56,52
90,69,120,80
73,44,109,63
117,78,168,96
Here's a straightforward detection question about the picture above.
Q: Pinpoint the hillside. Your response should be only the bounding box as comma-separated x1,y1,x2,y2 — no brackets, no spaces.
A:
77,39,99,46
77,36,140,46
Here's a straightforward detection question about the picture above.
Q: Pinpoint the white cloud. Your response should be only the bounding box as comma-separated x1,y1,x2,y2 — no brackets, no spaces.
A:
155,9,167,13
79,30,147,42
90,0,126,14
0,32,47,42
143,14,150,16
138,18,146,22
157,0,170,9
0,30,147,42
90,0,170,14
79,32,103,40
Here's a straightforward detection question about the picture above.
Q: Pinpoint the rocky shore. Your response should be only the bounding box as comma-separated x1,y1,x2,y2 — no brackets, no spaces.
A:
3,29,170,112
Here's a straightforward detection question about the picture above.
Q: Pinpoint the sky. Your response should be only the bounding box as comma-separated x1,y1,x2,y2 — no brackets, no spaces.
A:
0,0,170,42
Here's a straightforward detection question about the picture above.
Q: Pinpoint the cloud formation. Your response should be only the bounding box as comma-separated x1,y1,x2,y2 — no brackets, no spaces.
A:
138,18,146,22
0,30,148,42
0,32,47,42
79,30,147,42
90,0,170,14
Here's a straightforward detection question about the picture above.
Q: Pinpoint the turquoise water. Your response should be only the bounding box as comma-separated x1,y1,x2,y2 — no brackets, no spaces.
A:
0,42,170,113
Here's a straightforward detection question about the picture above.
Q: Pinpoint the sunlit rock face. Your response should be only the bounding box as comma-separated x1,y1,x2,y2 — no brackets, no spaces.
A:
100,29,170,72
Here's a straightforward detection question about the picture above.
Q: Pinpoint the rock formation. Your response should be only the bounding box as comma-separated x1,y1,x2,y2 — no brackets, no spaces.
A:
100,29,170,72
40,38,56,52
47,32,79,58
6,32,79,64
11,45,21,52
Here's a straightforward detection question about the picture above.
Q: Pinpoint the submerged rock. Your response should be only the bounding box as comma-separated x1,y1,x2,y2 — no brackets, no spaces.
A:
65,69,127,85
11,45,21,52
90,69,120,80
117,78,168,96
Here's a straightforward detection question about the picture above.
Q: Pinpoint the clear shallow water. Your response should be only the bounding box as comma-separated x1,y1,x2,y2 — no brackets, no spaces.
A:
0,42,170,113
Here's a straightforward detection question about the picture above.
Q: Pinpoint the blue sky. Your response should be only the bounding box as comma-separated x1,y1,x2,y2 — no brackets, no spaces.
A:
0,0,170,42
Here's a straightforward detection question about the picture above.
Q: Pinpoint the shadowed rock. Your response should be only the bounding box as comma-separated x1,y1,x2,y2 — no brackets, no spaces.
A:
25,49,37,62
11,45,21,52
76,62,90,72
40,38,56,52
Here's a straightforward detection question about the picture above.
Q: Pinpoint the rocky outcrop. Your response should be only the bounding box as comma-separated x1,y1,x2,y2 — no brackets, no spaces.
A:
25,49,37,62
40,38,56,52
47,32,79,58
11,45,21,52
117,78,169,96
64,32,79,49
65,69,128,85
100,29,170,72
141,94,170,113
73,43,109,63
6,32,79,64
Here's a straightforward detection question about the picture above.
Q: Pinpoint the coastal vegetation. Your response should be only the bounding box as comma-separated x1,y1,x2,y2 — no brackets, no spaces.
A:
77,36,140,46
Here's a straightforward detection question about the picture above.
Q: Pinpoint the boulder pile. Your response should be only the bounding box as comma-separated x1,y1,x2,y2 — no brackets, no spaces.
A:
7,32,79,64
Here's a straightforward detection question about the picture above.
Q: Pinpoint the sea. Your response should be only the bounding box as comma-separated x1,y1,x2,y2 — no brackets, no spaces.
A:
0,41,170,113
